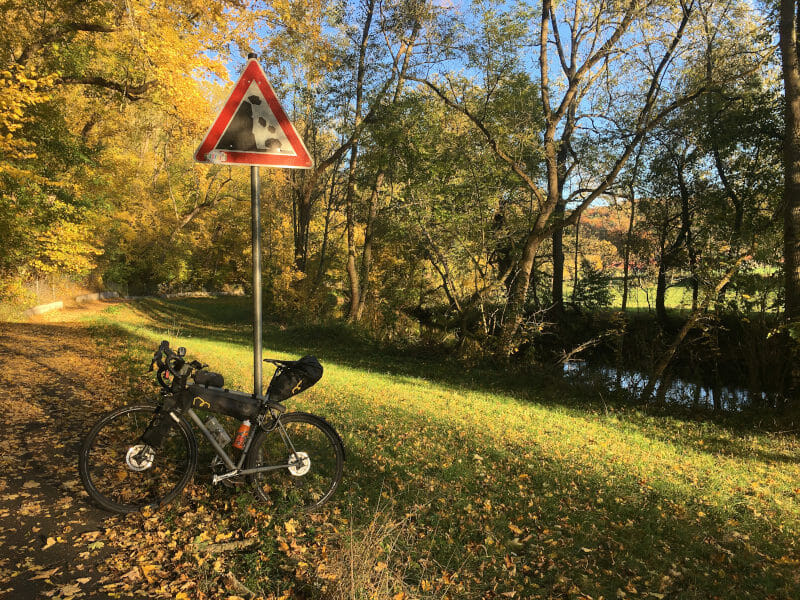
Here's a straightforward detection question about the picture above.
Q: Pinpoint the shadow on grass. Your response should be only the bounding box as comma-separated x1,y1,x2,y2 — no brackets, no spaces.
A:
79,310,800,598
124,296,566,399
90,296,800,485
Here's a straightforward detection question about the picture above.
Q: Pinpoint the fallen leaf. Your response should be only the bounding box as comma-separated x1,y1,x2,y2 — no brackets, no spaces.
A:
284,519,298,534
30,568,61,580
59,583,81,596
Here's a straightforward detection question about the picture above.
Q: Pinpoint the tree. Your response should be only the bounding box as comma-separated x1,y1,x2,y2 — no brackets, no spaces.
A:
0,0,250,297
418,0,711,355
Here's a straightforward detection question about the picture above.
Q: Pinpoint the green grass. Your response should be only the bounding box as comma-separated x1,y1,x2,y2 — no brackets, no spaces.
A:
85,298,800,599
608,282,696,311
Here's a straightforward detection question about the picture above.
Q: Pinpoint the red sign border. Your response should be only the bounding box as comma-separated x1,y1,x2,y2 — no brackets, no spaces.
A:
194,59,313,169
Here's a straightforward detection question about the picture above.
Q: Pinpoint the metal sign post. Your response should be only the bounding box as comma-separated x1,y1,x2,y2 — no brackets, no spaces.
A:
194,52,313,398
250,164,262,396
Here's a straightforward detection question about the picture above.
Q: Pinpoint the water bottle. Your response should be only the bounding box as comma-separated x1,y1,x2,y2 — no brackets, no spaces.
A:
233,420,251,450
205,416,231,447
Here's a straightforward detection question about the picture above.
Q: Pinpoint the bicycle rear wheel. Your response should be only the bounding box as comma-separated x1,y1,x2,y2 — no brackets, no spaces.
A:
246,412,344,510
78,405,197,513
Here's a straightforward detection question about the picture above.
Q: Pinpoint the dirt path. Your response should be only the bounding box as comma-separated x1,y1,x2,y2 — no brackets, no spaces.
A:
0,305,134,599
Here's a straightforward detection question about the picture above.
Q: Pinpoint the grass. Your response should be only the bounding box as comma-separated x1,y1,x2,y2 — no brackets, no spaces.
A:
82,297,800,599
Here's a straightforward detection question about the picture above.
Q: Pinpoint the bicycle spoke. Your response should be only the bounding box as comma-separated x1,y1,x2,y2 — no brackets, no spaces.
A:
79,406,196,513
247,413,343,510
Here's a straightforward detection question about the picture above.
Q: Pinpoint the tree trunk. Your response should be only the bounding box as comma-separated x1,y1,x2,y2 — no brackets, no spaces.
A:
344,0,376,321
571,215,581,304
656,248,669,326
344,145,361,320
780,0,800,322
621,197,636,311
551,199,566,316
293,183,313,273
498,231,548,354
349,24,418,322
354,175,380,321
621,143,645,311
314,168,341,287
550,104,573,318
676,155,698,311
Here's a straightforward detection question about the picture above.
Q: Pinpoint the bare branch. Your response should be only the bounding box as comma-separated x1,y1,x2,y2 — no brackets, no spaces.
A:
60,76,154,100
540,0,553,120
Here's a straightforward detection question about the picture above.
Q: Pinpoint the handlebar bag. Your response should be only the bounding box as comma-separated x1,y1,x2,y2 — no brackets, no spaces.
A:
194,370,224,388
267,356,323,402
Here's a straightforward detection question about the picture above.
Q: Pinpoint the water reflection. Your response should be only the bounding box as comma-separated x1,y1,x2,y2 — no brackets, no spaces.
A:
563,361,776,412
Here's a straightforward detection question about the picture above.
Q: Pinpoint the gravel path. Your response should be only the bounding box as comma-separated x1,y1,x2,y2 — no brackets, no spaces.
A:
0,309,135,599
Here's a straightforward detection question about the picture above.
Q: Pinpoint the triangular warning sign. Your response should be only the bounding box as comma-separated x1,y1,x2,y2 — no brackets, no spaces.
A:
195,59,313,169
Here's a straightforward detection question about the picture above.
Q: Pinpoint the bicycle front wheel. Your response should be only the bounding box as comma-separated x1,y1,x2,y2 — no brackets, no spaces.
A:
246,412,344,510
78,405,197,513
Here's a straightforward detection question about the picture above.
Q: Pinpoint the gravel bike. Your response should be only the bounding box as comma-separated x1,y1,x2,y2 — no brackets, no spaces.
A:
78,341,344,514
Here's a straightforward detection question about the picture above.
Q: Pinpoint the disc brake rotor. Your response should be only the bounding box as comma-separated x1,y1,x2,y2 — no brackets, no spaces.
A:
288,451,311,476
125,444,155,471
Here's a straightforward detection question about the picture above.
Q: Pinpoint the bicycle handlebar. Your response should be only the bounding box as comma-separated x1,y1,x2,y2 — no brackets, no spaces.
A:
150,340,207,383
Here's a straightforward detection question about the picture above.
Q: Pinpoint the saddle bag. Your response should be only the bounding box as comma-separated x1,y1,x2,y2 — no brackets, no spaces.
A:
268,356,323,402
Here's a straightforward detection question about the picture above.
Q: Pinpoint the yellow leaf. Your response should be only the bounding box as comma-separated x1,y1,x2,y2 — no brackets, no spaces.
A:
285,519,299,534
60,583,81,597
141,564,158,583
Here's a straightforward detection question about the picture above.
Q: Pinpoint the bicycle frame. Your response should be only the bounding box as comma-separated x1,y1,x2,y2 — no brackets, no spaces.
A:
182,408,300,483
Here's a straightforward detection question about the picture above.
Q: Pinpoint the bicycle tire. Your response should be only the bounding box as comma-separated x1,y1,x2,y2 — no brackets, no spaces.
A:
246,412,344,510
78,404,197,514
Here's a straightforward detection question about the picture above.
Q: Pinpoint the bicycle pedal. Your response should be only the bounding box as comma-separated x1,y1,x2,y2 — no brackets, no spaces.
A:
212,470,240,485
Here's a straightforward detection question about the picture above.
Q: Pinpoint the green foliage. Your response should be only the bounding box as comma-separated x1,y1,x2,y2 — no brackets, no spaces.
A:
572,260,613,309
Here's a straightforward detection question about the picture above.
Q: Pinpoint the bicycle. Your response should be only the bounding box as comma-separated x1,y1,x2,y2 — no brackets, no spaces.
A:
78,340,345,514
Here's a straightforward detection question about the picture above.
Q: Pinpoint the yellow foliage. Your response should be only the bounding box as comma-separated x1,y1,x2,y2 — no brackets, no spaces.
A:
0,65,54,179
29,221,102,277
